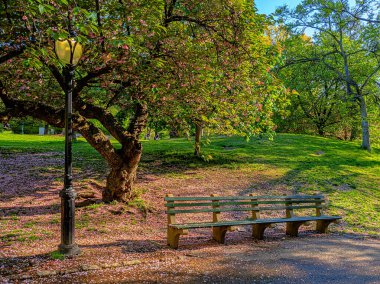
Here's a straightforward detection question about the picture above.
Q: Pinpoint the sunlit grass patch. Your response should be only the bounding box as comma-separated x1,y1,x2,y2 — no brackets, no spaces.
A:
1,132,379,235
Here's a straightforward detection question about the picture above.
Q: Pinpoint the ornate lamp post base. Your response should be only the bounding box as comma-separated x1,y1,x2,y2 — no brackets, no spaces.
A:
58,243,81,256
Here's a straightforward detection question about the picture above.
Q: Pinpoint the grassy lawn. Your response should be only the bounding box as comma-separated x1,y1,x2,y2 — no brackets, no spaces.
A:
0,131,379,236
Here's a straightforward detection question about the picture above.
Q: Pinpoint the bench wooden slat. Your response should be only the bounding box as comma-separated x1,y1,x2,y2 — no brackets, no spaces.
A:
165,199,324,208
170,215,342,229
166,205,324,214
164,195,324,201
165,194,341,249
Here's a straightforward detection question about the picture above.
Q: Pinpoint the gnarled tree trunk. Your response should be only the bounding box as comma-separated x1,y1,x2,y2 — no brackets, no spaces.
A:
103,140,143,202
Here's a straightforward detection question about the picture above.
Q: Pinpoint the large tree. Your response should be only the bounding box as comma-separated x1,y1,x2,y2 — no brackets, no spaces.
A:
276,0,380,151
276,34,355,137
1,1,286,202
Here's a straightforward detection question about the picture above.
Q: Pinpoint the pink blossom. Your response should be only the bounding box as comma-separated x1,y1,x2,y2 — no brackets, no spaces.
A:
22,15,28,21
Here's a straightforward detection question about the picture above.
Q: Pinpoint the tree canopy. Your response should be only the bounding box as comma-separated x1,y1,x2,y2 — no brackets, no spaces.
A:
275,0,380,150
0,0,288,201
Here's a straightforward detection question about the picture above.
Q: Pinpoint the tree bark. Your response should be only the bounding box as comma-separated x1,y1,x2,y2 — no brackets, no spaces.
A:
194,124,202,157
358,96,371,151
44,124,49,135
103,141,142,202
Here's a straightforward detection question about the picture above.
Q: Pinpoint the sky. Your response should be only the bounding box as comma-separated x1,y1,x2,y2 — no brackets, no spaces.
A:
255,0,301,15
255,0,356,15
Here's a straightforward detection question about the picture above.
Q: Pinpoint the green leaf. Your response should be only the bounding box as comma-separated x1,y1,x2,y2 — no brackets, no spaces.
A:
38,4,45,14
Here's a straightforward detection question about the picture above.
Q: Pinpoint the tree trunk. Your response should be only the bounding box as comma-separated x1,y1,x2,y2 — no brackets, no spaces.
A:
169,127,179,138
104,164,138,202
194,124,202,157
317,124,325,136
103,140,143,202
358,96,371,151
350,124,359,141
44,124,49,135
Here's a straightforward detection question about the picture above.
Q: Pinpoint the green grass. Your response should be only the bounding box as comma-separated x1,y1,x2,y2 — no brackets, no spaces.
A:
0,132,379,235
50,251,65,260
0,229,42,243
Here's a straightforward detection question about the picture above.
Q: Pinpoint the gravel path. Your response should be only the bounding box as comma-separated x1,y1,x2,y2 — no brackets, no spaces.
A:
8,234,377,284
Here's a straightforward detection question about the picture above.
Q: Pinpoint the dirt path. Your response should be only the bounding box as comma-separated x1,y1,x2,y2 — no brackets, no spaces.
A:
1,152,379,283
2,234,379,283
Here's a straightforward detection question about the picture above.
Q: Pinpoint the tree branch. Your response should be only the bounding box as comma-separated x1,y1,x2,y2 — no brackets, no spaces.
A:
127,102,148,138
164,15,237,45
0,93,122,166
74,65,112,96
0,47,25,64
73,98,132,143
360,64,380,91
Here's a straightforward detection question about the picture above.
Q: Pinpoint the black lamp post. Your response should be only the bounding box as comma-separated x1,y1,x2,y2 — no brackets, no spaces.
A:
54,38,83,256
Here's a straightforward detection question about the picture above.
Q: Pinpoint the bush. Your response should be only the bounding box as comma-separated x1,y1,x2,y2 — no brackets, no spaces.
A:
9,118,41,134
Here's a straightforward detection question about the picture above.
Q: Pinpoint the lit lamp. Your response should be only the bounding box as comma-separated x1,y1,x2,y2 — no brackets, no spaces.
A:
55,38,83,66
54,38,83,256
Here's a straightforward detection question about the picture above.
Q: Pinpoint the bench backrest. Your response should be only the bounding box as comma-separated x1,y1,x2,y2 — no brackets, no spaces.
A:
164,194,326,224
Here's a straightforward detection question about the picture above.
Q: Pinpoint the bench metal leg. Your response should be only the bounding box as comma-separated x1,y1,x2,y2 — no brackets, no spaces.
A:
316,220,336,233
167,227,188,249
252,224,270,240
213,226,235,244
286,221,304,237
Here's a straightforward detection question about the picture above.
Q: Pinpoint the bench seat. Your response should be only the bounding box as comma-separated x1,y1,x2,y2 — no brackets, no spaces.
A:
170,215,341,229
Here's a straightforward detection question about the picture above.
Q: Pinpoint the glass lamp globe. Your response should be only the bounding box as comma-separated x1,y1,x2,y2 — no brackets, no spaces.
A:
54,38,83,66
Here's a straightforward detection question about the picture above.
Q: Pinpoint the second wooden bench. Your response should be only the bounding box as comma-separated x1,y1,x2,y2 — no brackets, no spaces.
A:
165,194,341,249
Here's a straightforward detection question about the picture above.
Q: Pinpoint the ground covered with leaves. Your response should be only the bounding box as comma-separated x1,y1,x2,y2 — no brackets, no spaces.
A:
0,133,379,283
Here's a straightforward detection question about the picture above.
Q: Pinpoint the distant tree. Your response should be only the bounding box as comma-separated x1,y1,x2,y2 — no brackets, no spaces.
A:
276,34,355,137
276,0,380,151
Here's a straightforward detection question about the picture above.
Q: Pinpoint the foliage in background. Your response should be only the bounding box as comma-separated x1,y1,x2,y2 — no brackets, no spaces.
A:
275,0,380,150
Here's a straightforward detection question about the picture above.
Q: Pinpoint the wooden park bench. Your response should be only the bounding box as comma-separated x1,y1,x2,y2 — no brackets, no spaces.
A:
164,194,341,249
